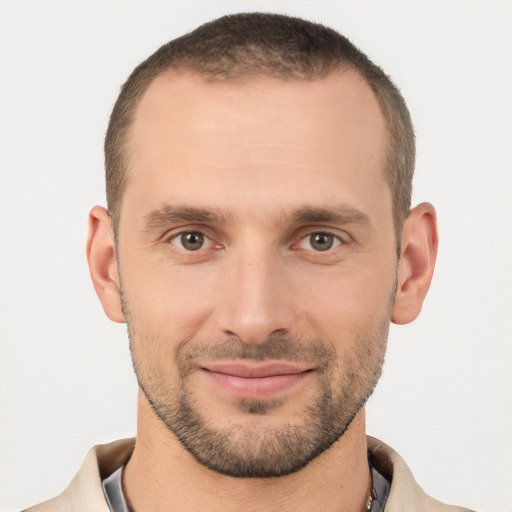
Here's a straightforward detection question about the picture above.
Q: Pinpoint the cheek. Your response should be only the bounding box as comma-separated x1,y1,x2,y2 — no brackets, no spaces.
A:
121,259,218,339
295,262,396,338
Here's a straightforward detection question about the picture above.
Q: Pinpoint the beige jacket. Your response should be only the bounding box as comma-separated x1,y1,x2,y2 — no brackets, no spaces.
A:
24,437,474,511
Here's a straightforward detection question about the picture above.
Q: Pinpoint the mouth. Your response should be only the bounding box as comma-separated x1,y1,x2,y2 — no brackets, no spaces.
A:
200,362,313,399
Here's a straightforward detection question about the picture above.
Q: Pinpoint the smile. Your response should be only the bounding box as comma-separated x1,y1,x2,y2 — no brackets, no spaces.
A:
201,362,313,399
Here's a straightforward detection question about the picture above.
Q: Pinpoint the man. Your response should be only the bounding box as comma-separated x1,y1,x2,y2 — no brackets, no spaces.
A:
25,12,473,512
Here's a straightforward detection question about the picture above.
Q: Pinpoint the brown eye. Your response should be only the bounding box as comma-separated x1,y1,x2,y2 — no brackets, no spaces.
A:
170,231,212,251
181,232,204,250
297,232,342,252
309,233,334,251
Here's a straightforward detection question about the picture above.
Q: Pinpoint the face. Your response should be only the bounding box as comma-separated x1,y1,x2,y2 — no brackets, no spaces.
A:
116,70,397,477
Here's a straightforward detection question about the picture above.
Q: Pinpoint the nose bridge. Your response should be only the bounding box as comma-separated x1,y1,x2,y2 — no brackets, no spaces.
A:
215,241,295,344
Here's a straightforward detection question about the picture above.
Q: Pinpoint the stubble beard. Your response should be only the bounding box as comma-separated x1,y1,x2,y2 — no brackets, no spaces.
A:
122,291,391,478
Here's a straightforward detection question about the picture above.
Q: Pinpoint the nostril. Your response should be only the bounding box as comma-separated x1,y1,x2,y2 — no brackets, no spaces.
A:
270,328,288,337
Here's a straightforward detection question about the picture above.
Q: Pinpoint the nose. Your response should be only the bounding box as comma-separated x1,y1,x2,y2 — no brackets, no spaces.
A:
214,246,298,344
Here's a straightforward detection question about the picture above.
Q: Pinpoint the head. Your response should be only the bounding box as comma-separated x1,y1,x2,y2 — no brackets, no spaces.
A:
105,12,415,242
88,13,437,478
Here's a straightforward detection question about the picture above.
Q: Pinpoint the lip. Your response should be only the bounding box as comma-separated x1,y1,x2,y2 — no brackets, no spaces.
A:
200,362,313,399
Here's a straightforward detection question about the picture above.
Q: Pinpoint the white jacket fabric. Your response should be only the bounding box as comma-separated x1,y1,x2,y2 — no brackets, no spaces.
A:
24,436,474,512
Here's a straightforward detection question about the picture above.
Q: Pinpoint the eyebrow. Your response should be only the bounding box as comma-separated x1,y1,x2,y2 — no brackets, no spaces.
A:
144,206,228,229
143,204,371,229
289,206,371,227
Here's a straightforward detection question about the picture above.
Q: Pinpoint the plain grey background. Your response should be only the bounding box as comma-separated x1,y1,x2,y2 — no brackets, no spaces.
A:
1,1,511,510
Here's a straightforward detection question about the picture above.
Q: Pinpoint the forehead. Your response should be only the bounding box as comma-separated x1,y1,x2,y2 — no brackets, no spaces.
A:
122,69,390,223
130,68,386,154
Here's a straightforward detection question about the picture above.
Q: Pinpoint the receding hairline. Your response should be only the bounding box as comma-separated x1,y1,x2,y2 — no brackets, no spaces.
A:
118,65,392,215
105,12,415,245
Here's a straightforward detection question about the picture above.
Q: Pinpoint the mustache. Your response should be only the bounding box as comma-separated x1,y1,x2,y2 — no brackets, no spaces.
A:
177,336,337,368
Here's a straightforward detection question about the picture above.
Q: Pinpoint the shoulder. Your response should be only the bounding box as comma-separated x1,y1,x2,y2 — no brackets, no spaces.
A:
22,438,135,512
367,436,475,512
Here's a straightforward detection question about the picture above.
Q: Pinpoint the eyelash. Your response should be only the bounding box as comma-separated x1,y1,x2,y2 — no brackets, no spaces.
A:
164,229,346,254
166,230,216,252
296,231,344,252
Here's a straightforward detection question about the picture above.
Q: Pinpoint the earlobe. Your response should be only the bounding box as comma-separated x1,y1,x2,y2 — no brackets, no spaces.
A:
392,202,438,325
86,206,125,323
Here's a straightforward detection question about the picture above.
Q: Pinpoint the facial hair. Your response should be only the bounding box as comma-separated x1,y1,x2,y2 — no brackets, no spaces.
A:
123,290,391,478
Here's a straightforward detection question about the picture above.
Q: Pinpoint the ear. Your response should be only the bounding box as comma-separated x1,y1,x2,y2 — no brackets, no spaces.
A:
392,202,438,325
86,206,125,323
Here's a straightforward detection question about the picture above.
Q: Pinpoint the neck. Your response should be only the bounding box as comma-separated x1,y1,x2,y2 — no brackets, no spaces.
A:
124,391,371,512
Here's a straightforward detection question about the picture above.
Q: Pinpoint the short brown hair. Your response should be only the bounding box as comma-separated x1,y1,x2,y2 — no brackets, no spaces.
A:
105,12,415,238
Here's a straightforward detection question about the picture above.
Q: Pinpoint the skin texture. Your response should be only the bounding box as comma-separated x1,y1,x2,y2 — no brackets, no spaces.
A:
87,69,438,511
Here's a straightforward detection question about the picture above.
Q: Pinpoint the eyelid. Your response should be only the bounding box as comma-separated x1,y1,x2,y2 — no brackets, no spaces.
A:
159,225,349,253
170,231,215,250
294,228,348,251
160,227,223,253
159,225,211,242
